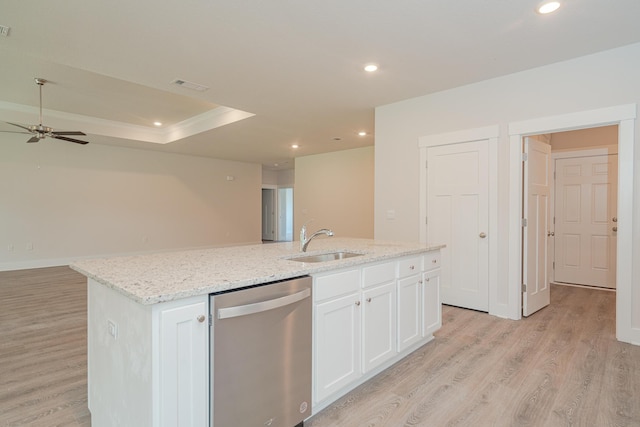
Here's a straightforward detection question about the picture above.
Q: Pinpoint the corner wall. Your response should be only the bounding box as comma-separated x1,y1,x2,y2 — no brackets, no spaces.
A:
375,42,640,343
1,136,262,271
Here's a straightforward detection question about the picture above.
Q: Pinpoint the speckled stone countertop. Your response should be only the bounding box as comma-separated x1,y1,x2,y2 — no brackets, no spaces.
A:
70,237,444,305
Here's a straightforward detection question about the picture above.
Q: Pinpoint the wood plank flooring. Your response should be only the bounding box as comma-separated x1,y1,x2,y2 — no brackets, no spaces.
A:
1,267,639,426
0,267,90,427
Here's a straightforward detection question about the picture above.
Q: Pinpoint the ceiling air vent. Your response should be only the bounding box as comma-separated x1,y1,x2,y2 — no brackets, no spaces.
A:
0,25,10,37
171,78,209,92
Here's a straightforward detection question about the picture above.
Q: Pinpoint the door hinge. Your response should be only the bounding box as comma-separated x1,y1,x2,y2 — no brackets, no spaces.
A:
208,314,213,326
425,216,428,225
522,283,527,292
425,159,428,169
522,218,528,227
553,261,555,270
553,216,555,225
522,153,528,162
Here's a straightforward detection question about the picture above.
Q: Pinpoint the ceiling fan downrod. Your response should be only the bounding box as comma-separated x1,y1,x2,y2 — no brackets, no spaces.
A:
35,77,46,127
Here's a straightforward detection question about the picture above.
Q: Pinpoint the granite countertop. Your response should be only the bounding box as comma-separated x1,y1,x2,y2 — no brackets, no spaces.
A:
70,237,444,305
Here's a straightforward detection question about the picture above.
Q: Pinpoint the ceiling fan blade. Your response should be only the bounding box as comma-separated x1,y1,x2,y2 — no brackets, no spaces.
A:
0,130,31,135
53,135,89,145
51,131,87,136
7,122,32,132
27,136,40,143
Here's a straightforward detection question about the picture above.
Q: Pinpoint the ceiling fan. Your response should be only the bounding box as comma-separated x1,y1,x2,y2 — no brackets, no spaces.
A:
1,78,89,145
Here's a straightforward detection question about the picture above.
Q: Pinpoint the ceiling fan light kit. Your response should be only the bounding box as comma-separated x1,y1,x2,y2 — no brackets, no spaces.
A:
2,77,90,145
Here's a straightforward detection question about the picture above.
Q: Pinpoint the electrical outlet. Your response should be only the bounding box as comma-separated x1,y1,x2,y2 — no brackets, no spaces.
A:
107,320,118,339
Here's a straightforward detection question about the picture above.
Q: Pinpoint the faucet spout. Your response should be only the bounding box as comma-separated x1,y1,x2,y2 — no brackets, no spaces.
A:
300,226,334,252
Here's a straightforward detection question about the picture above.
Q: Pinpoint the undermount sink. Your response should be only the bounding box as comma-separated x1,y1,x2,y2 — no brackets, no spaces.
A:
288,251,364,263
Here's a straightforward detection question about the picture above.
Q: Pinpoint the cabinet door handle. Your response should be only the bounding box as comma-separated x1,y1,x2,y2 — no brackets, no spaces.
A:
355,300,361,306
547,231,555,237
612,216,618,222
409,265,415,270
425,278,430,282
432,259,437,264
613,226,618,232
479,232,487,238
197,315,206,323
366,297,372,303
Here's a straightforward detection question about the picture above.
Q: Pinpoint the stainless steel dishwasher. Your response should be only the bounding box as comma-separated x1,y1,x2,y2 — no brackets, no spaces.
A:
210,276,312,427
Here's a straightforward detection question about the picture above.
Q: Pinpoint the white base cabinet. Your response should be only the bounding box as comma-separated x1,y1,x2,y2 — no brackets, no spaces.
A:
87,279,208,427
312,250,442,411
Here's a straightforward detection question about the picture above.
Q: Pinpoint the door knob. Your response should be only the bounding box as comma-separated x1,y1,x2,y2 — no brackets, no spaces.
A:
197,315,206,323
479,232,487,238
547,231,555,237
613,226,618,232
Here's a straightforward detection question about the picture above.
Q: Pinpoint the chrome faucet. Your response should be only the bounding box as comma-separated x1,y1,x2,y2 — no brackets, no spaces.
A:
300,225,334,252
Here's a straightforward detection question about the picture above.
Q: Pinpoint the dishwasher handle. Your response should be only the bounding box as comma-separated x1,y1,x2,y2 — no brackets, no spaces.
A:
217,288,311,320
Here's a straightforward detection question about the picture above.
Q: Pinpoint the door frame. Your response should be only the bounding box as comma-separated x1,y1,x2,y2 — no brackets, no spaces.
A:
418,125,499,314
508,104,637,344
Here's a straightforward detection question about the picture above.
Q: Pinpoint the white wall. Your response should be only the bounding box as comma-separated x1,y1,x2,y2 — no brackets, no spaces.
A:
1,135,262,270
295,147,374,240
375,42,640,342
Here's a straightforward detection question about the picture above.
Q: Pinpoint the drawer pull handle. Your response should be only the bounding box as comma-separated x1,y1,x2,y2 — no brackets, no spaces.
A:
409,265,415,270
432,259,437,264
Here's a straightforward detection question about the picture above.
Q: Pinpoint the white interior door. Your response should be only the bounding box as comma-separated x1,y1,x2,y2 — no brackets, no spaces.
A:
427,140,489,312
522,138,551,317
554,155,618,288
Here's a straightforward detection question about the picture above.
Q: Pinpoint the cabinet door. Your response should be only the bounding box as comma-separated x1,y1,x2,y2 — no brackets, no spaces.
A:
158,299,208,427
423,269,442,338
314,292,361,403
397,274,422,352
362,282,396,372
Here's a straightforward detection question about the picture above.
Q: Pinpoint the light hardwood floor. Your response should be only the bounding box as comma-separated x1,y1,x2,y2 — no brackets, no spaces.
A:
1,267,639,426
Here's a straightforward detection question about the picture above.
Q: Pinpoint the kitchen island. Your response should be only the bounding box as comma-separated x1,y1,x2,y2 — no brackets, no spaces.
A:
71,237,444,427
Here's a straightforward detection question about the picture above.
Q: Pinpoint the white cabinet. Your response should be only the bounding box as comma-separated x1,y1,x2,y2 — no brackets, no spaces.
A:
422,269,441,338
397,256,423,352
313,269,361,403
313,262,397,404
422,251,442,338
362,261,397,372
156,299,209,427
397,274,422,351
314,290,361,402
87,280,209,427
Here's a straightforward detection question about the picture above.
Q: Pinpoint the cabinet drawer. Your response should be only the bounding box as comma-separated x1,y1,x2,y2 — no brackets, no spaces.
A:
314,269,361,302
397,256,422,278
362,261,396,288
423,251,441,271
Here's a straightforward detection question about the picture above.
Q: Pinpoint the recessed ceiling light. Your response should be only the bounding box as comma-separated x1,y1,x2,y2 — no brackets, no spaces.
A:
358,131,367,136
364,64,378,72
291,144,299,149
537,1,560,14
153,121,163,127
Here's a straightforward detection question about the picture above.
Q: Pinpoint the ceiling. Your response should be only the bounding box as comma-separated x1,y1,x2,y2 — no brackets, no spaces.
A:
2,1,640,170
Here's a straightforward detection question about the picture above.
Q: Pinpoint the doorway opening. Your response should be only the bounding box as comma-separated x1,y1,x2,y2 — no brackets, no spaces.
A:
521,127,618,317
509,104,635,343
262,186,294,243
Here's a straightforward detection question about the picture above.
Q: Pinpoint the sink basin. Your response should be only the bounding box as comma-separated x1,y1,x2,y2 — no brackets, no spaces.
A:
288,251,364,263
